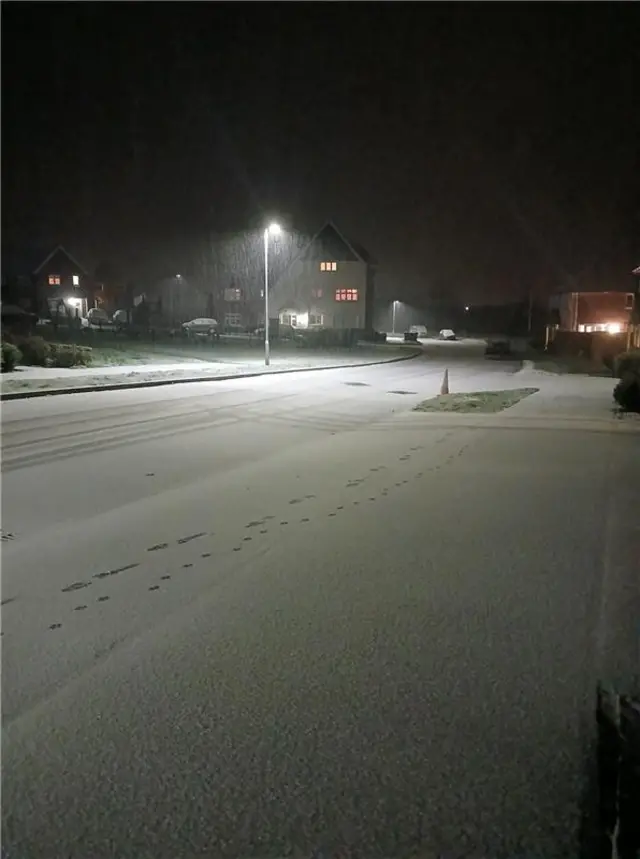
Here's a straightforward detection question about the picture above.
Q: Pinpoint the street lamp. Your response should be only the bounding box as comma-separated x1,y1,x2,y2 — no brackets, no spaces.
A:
263,223,281,366
173,274,182,326
392,300,398,335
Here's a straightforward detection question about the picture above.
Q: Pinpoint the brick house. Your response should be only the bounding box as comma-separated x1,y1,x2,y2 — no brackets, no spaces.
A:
549,289,635,333
33,246,97,320
270,222,376,331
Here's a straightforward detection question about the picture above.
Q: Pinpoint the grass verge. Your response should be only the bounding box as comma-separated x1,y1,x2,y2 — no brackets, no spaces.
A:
414,388,539,413
532,357,612,377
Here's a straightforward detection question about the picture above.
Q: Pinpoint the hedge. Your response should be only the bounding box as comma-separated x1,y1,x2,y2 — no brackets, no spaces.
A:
14,335,50,366
614,350,640,379
613,374,640,412
48,343,93,368
1,341,22,372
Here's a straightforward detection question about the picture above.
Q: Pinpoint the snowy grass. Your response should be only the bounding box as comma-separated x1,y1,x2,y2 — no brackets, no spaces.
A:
414,388,539,413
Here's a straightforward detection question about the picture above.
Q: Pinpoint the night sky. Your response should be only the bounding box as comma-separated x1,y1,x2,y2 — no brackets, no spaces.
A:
3,3,639,305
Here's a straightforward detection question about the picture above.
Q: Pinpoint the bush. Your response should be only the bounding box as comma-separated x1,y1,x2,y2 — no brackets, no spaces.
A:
14,335,50,366
614,350,640,379
1,341,22,372
48,343,93,368
613,373,640,412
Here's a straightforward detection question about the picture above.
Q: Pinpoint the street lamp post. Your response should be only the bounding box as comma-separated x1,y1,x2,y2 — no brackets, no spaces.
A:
263,223,281,366
173,274,182,327
392,300,398,335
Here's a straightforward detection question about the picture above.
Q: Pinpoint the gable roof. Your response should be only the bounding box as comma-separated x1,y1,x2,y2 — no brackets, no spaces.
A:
633,265,640,276
299,221,374,265
33,245,89,276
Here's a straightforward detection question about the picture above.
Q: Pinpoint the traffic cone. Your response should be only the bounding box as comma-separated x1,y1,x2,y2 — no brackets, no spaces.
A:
440,368,449,395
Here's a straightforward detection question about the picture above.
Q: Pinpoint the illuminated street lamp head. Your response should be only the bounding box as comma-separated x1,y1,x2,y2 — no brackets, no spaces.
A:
266,223,281,237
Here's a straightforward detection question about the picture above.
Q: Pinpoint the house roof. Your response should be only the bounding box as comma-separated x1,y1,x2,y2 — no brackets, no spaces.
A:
298,221,376,266
632,265,640,276
32,245,89,276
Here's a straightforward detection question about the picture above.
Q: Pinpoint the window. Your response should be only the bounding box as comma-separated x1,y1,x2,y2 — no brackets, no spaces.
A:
72,275,80,286
48,275,61,285
224,313,242,327
281,313,297,326
309,313,324,326
625,293,635,311
224,287,242,302
335,288,358,302
311,288,323,298
320,262,337,272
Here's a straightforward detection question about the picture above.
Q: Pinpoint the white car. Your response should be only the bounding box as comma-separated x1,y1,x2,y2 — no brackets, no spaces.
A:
85,307,115,330
409,325,428,337
439,328,457,341
182,318,218,336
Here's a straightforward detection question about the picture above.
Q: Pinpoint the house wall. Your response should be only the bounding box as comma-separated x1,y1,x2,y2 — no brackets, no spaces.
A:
36,250,94,317
272,260,369,329
554,291,634,331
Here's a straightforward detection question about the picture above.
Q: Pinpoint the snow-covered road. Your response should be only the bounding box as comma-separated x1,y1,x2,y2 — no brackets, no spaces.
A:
2,349,638,857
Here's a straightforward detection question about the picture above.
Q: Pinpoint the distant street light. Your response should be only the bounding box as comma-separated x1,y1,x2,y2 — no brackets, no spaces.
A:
465,305,470,312
263,223,281,366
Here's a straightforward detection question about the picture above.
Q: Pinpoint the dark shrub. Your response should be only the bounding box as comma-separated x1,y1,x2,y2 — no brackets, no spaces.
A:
614,350,640,379
1,341,23,372
49,343,93,368
15,335,50,366
613,373,640,412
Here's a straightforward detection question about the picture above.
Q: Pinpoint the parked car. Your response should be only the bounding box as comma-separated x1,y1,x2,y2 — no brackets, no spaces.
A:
182,318,219,338
113,309,130,325
439,328,457,341
409,325,428,337
485,338,512,357
403,331,419,342
85,307,115,330
253,324,301,341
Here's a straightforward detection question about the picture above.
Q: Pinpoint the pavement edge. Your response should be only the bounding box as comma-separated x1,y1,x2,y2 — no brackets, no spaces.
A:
1,349,422,401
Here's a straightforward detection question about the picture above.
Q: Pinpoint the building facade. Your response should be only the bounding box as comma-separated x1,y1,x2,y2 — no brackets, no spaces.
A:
270,222,376,331
33,246,97,320
549,290,635,333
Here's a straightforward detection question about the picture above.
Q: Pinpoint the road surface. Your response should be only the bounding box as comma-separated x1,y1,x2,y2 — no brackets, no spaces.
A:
2,346,638,858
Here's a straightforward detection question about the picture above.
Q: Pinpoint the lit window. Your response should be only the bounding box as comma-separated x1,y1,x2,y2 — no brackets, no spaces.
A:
320,262,337,272
224,287,242,302
72,275,80,286
309,313,324,325
335,288,358,302
625,293,634,311
48,275,61,285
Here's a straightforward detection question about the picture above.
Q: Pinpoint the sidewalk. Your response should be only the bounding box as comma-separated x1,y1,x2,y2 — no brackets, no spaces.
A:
0,346,421,399
509,366,620,421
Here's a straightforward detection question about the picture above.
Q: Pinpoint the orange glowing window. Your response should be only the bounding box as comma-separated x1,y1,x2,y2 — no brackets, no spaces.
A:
335,288,358,302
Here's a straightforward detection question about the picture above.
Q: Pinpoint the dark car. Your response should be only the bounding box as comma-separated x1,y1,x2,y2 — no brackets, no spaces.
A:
485,338,512,357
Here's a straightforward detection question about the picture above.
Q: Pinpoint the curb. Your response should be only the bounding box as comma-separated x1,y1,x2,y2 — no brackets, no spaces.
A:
1,349,422,401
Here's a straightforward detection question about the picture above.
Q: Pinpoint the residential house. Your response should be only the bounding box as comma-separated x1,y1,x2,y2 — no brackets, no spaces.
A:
33,246,96,320
134,275,213,326
270,222,376,331
549,288,636,333
2,245,97,319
